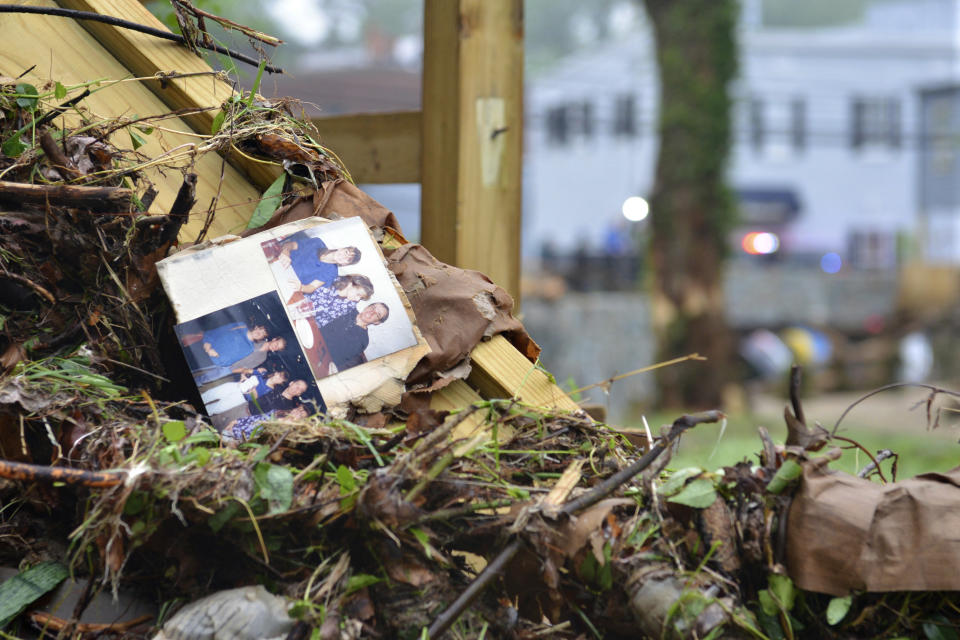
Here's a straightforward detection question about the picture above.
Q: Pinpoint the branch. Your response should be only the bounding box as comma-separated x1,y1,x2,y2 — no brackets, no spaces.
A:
0,458,126,488
0,5,283,74
0,180,134,212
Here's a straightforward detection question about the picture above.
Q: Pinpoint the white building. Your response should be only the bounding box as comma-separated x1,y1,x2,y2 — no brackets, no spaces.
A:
525,0,960,268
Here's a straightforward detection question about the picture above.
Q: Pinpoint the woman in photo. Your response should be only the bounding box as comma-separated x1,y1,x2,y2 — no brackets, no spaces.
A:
294,274,374,327
274,230,362,294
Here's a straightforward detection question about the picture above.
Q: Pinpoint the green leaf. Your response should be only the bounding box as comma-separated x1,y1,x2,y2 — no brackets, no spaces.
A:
767,458,803,495
246,173,286,230
136,125,154,135
188,447,211,467
0,561,69,629
924,615,960,640
345,573,382,595
659,467,703,496
826,595,852,625
254,463,293,514
162,420,186,443
768,574,796,612
758,589,778,617
336,465,355,494
2,135,27,158
129,129,147,150
666,477,717,508
54,82,67,100
208,501,242,533
409,527,432,558
211,110,226,135
15,83,38,111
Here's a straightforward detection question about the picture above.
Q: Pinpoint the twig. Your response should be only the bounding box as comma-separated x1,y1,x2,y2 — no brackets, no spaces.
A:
34,88,91,128
0,458,126,487
426,538,522,639
560,410,725,516
171,0,283,46
0,272,56,305
426,409,725,638
0,5,283,74
832,435,889,483
831,382,960,435
858,448,895,479
569,353,706,396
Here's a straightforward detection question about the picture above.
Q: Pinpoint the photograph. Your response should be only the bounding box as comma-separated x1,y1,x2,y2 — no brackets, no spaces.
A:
261,216,418,380
174,291,326,436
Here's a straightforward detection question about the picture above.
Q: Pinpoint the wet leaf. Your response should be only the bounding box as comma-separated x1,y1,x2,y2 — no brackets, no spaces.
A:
769,574,796,612
0,561,68,629
129,129,147,150
162,420,186,442
211,110,226,135
2,135,26,158
255,463,293,514
826,595,851,625
667,477,717,508
345,574,382,595
659,466,703,496
924,615,959,640
766,458,803,495
336,464,355,494
15,83,38,111
247,173,285,229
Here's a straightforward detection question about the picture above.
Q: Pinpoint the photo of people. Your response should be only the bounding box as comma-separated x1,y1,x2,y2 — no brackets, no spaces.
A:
261,217,418,380
175,291,326,432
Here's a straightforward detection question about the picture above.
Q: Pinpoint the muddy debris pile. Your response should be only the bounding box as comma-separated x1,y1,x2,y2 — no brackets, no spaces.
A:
1,75,960,640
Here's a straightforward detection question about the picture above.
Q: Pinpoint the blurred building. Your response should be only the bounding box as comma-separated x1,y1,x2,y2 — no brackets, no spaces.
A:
525,0,960,269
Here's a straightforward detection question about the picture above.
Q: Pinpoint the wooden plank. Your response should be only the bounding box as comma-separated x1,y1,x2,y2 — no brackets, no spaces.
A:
467,336,582,412
0,0,260,238
310,111,421,185
421,0,524,302
56,0,282,190
58,1,420,187
430,379,488,440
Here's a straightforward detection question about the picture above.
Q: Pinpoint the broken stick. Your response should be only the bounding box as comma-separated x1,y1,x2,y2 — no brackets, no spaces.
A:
0,180,133,212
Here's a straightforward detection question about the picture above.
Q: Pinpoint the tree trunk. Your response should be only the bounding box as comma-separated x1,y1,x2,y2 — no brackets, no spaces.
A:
643,0,739,409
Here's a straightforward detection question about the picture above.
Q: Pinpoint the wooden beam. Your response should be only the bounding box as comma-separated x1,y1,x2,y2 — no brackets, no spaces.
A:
311,111,422,185
468,336,582,413
421,0,524,302
56,0,279,189
0,1,260,238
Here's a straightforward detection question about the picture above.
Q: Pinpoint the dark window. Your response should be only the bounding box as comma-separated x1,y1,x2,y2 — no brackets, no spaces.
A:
791,98,806,152
580,101,594,137
851,97,901,150
546,106,569,145
749,98,765,152
613,94,637,136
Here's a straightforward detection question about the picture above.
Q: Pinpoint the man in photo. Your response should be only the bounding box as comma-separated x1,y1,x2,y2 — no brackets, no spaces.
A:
179,323,268,371
273,230,362,294
319,302,390,373
200,368,289,418
192,336,288,385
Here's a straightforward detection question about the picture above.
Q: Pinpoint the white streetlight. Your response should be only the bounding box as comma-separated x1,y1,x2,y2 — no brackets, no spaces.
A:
622,196,649,222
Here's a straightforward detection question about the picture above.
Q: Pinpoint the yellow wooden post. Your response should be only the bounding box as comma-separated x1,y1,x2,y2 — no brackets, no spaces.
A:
421,0,524,303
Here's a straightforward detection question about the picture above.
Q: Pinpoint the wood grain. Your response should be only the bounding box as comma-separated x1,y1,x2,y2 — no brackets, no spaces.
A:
311,111,421,185
421,0,524,302
468,336,582,412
